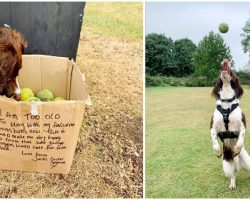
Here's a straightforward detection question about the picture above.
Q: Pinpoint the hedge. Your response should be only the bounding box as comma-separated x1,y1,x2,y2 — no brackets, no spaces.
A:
146,76,218,87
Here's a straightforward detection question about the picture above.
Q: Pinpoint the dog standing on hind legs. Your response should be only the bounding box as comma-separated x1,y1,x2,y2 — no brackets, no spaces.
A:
210,59,250,189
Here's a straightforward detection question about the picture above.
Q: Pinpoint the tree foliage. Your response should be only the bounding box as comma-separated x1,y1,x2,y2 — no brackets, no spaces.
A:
192,31,234,79
174,38,197,76
241,19,250,57
146,34,197,76
145,33,177,76
146,32,233,79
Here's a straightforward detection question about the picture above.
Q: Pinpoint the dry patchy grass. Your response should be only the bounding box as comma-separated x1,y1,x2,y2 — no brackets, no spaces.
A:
74,32,143,198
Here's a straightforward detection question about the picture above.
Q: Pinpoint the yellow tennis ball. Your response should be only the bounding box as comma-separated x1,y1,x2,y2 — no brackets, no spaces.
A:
21,88,34,101
219,23,229,33
36,89,54,102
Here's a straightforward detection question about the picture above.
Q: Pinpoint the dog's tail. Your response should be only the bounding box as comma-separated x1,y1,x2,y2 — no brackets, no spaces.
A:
239,146,250,172
223,143,234,161
223,139,236,161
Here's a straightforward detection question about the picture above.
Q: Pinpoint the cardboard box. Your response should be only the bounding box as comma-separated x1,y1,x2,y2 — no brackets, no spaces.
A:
0,55,91,174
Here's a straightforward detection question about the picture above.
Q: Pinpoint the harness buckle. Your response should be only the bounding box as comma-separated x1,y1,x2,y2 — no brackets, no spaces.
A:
222,111,230,126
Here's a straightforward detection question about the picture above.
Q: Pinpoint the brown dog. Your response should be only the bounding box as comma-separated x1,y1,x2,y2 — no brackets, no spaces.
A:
210,59,250,189
0,26,27,100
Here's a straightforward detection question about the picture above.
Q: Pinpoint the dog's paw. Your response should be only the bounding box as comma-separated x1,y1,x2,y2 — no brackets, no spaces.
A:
233,142,243,157
213,143,222,158
233,148,241,157
229,182,236,190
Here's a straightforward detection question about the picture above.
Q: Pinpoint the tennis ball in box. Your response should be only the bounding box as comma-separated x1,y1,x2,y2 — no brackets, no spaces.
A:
219,23,229,33
36,89,54,102
21,88,34,101
54,97,65,101
27,97,41,102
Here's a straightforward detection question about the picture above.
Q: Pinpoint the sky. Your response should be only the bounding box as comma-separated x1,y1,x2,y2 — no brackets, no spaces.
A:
146,2,250,70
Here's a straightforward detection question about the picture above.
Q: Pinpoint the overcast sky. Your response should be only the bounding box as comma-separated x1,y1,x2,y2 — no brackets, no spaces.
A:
146,2,250,70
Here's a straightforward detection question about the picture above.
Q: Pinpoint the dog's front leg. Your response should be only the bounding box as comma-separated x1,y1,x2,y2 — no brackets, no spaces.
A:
210,127,222,157
234,121,246,156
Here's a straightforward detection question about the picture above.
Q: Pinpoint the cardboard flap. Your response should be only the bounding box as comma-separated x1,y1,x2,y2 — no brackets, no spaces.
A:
69,60,92,105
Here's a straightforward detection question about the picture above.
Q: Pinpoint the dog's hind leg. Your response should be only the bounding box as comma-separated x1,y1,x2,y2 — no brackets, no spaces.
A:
223,159,237,189
239,146,250,172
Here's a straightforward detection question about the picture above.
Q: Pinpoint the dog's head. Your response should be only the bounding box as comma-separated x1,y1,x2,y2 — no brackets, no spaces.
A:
0,27,27,100
212,59,243,99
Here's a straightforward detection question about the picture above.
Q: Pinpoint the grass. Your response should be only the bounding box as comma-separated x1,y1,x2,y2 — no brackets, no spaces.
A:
0,3,143,198
146,86,250,198
74,2,143,198
83,2,143,42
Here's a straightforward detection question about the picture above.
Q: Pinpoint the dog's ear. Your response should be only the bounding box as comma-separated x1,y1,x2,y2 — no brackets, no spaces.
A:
234,77,243,98
0,28,14,52
0,28,27,53
0,65,8,94
14,30,27,52
211,78,222,99
18,32,27,49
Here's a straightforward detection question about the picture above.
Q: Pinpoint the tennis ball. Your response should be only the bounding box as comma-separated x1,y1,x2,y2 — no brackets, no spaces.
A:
36,89,54,102
21,88,34,101
27,97,41,102
219,23,229,33
53,97,65,101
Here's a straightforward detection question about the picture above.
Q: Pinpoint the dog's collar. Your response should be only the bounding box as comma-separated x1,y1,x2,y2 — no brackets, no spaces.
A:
216,98,239,106
217,94,236,103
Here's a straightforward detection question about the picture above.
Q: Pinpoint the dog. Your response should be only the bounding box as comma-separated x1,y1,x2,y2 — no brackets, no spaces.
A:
210,59,250,189
0,25,27,100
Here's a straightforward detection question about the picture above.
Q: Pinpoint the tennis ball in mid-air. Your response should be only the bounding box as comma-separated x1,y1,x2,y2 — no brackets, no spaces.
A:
219,23,229,33
21,88,34,101
36,89,54,101
53,97,65,101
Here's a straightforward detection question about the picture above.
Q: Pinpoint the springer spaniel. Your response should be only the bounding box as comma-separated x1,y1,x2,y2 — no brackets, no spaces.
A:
0,25,27,100
210,59,250,189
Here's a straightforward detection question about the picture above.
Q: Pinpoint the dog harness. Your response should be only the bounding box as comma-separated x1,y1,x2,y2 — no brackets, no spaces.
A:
216,96,239,142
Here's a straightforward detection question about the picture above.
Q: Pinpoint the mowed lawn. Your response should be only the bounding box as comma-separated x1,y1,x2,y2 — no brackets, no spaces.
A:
146,86,250,198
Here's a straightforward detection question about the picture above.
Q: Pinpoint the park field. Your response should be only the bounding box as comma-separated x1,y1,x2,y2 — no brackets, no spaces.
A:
146,86,250,198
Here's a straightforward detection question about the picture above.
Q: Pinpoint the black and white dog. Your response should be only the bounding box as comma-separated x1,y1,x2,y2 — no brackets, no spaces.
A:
210,59,250,189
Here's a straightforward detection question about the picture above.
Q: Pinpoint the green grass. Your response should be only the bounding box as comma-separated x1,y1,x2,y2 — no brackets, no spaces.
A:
82,2,143,41
146,86,250,198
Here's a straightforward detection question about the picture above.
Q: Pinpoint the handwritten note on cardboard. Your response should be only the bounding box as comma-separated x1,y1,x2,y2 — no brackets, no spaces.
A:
0,97,85,174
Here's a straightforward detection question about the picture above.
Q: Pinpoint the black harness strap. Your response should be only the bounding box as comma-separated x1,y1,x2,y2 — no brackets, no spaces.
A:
218,131,239,141
216,103,239,142
221,96,236,103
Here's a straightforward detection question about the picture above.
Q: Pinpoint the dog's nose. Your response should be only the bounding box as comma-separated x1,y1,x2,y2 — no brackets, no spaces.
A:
14,93,21,101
